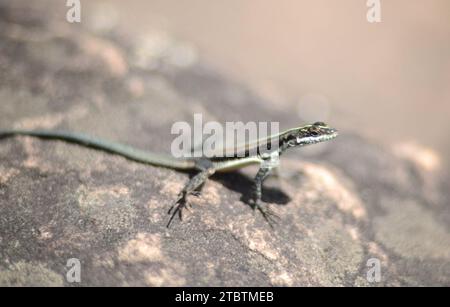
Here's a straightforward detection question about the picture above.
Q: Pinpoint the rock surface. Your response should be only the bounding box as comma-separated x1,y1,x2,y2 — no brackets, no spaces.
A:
0,1,449,286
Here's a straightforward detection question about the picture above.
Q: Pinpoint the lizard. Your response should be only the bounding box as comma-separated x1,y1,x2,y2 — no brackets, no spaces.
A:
0,121,338,227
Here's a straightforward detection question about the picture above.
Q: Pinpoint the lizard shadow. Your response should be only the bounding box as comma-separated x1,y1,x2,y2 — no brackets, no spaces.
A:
209,172,291,207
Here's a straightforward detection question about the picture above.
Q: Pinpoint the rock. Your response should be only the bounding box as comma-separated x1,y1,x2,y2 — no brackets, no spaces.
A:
0,1,449,286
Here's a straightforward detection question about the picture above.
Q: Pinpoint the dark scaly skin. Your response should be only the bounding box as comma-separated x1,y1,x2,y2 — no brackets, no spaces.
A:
0,122,338,228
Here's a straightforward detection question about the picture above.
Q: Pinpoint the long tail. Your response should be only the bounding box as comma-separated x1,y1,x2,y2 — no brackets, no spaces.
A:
0,130,196,170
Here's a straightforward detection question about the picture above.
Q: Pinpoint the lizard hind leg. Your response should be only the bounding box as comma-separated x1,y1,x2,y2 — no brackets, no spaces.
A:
167,165,215,227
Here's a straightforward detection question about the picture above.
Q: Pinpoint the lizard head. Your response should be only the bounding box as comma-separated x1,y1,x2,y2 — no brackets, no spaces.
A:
282,122,338,148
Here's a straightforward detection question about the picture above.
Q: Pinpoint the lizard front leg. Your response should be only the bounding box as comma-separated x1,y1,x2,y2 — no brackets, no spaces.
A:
167,159,215,227
251,153,280,227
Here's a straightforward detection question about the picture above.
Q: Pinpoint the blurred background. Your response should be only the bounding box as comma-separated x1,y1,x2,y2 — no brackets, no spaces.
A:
84,0,450,164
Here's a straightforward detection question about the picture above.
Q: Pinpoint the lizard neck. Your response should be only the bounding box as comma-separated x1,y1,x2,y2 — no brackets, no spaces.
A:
278,139,291,155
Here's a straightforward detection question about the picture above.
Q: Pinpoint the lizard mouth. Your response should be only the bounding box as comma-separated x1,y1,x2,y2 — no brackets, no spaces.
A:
321,131,338,142
302,130,338,145
326,130,338,139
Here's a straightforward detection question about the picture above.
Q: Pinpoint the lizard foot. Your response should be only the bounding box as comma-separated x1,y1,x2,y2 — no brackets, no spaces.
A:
167,191,199,227
167,193,188,227
252,200,280,229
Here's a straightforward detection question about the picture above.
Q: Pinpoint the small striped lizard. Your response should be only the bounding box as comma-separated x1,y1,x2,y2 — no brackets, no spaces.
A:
0,122,338,227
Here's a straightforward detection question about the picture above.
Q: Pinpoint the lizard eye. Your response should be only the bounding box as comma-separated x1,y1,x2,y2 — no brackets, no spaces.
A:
313,122,326,127
310,129,319,136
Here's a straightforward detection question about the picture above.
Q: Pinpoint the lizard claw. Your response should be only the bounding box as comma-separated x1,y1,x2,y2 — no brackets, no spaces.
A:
167,193,187,227
258,205,280,229
167,193,183,215
251,200,280,229
190,191,202,197
167,192,196,227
